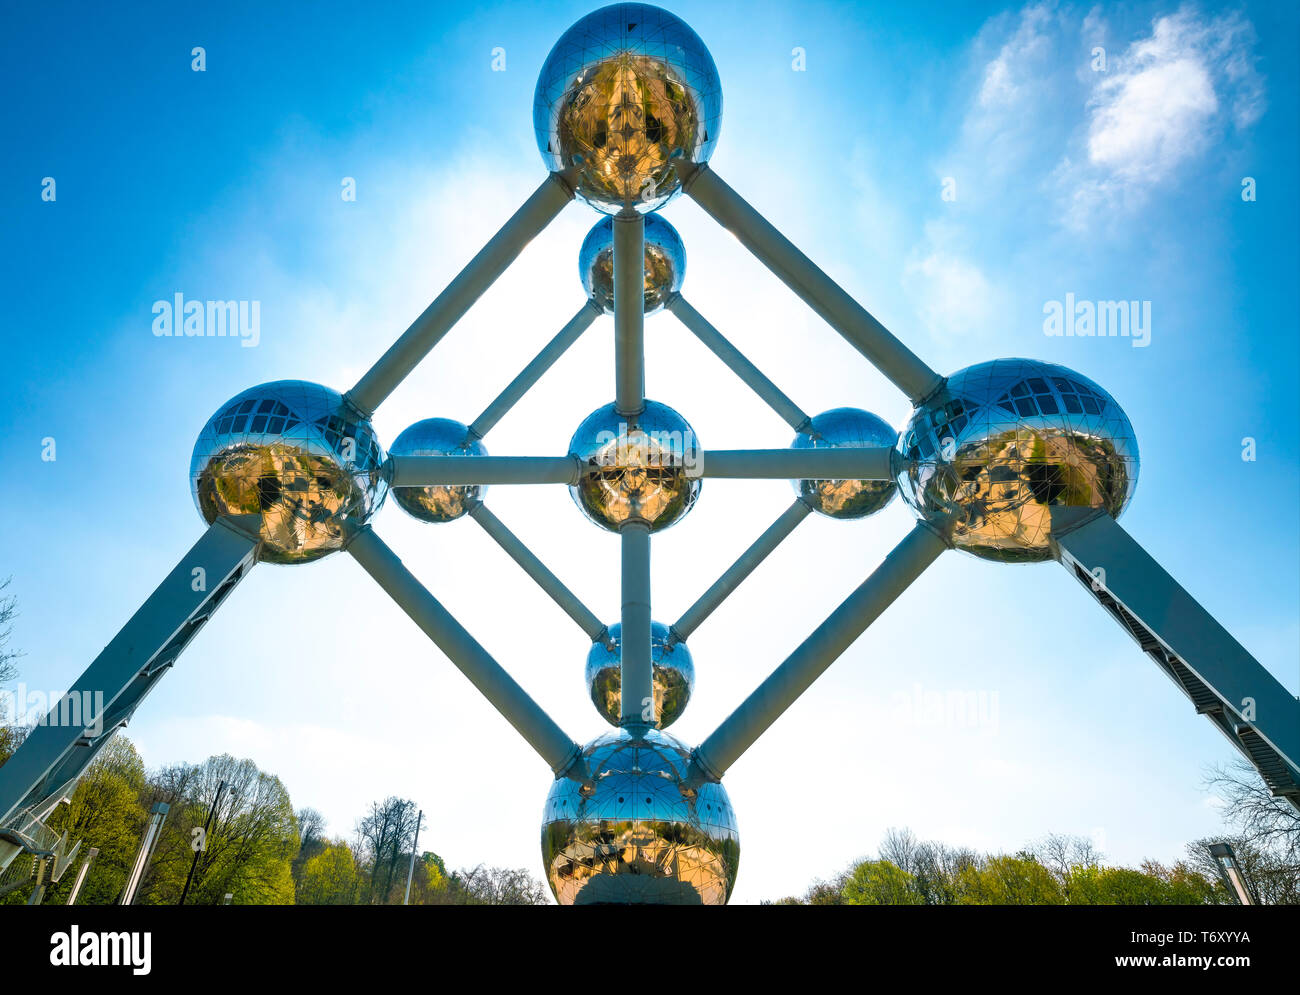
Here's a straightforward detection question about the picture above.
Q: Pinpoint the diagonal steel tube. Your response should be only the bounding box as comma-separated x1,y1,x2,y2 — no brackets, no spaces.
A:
346,527,581,777
693,523,946,780
669,499,812,646
469,300,603,439
388,454,580,486
470,503,608,644
683,165,943,404
346,173,575,416
667,295,812,432
620,522,653,725
614,211,646,415
696,448,894,480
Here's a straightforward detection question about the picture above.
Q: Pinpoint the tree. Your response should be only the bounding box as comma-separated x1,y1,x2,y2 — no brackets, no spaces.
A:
355,796,421,904
955,854,1065,905
0,577,21,687
446,864,550,905
141,754,298,905
843,859,923,905
297,840,361,905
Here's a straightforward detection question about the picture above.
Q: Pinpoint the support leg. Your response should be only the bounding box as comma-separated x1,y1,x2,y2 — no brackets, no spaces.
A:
620,522,653,726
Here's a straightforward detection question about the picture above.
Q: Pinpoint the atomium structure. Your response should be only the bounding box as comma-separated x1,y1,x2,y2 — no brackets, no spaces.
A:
1,3,1296,905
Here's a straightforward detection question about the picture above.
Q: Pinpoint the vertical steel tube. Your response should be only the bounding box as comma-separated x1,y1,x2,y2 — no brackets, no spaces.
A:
695,523,946,779
684,166,943,404
668,296,812,432
671,499,812,644
121,802,169,905
469,300,602,439
347,173,574,416
65,846,99,905
613,212,646,415
347,527,580,775
620,522,653,725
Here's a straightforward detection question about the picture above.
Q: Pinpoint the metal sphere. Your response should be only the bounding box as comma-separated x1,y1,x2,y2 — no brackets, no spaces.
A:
586,622,694,728
579,212,686,314
388,418,487,524
568,400,701,532
190,380,387,564
896,359,1139,562
791,407,899,519
534,2,723,215
541,727,739,905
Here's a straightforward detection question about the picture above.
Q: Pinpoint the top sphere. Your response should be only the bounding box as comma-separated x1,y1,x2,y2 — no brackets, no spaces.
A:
190,380,387,564
534,3,722,214
579,212,686,314
388,417,487,524
896,359,1139,563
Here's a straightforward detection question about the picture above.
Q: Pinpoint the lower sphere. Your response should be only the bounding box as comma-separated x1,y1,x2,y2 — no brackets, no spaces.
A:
586,621,694,728
541,727,739,905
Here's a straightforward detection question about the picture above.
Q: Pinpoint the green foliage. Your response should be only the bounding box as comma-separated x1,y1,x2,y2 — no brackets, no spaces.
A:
955,854,1066,905
843,860,923,905
297,840,361,905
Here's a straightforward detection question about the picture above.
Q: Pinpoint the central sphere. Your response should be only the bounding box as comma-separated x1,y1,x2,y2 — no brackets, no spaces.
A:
586,621,695,728
791,407,899,519
568,400,701,532
541,727,739,905
896,358,1139,562
190,380,387,564
388,417,487,523
534,2,723,214
580,212,685,314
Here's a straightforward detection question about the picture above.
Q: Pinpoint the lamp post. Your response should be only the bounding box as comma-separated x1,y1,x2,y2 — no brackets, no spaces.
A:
179,780,230,906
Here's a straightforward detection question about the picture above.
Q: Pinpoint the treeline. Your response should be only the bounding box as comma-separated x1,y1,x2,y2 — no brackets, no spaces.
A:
769,819,1299,905
0,732,548,906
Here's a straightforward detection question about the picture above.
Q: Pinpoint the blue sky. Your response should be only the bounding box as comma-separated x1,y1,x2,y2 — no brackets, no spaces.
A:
1,0,1296,903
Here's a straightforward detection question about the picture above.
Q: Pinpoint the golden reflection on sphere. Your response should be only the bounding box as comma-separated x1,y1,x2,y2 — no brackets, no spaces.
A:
897,359,1139,562
586,621,694,728
791,407,898,519
190,381,387,564
568,400,701,532
541,728,739,905
389,418,487,524
534,3,722,214
580,212,685,314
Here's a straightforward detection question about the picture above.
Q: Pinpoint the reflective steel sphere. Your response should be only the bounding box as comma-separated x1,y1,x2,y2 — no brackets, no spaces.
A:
896,359,1139,562
586,621,694,728
541,727,739,905
534,3,723,214
569,400,701,531
791,407,899,519
580,212,686,314
191,380,387,564
388,418,487,523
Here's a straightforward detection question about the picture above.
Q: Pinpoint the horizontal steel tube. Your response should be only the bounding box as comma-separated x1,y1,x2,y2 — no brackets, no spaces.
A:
469,300,601,439
347,173,574,416
696,448,893,480
671,499,812,644
470,503,607,643
389,455,579,486
695,523,946,779
684,165,942,404
668,295,811,432
347,527,580,775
